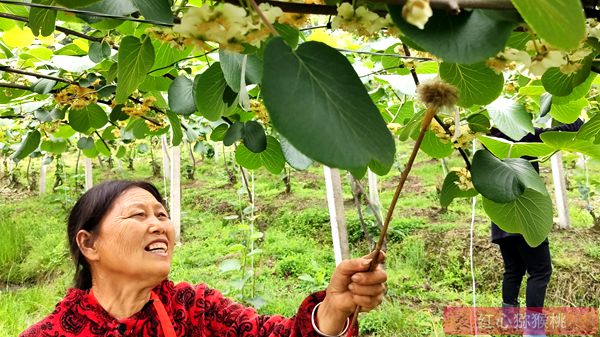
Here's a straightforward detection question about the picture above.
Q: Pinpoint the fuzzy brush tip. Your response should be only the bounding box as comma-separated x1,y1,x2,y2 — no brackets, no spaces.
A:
417,79,459,109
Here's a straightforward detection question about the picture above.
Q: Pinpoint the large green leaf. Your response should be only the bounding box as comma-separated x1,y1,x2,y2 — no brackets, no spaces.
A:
553,73,596,104
132,0,173,24
478,135,554,159
12,130,41,161
68,104,108,133
194,63,237,121
482,188,553,247
439,62,504,107
549,97,588,124
487,97,534,141
223,122,244,146
262,37,395,177
219,50,263,92
168,75,196,116
77,136,95,150
210,124,229,142
541,131,600,160
116,36,155,104
511,0,585,50
387,8,517,64
235,136,285,174
541,55,593,96
471,149,547,203
82,0,137,16
440,171,478,208
29,0,57,37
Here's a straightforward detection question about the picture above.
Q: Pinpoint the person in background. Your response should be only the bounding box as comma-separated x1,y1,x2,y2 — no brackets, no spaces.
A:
489,118,583,337
20,180,387,337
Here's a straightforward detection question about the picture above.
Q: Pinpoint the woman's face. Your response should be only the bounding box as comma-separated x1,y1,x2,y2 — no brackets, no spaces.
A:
90,187,175,285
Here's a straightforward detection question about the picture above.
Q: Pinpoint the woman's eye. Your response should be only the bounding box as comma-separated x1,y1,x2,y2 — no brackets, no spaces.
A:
130,212,144,218
158,212,169,219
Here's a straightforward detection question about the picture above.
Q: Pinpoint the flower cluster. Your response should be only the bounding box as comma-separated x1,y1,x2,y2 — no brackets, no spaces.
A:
387,122,402,133
430,118,478,149
277,0,322,27
54,85,98,110
146,116,166,132
122,96,156,118
250,99,269,124
145,27,191,50
487,39,592,77
331,3,391,37
402,0,432,30
174,3,283,52
450,167,474,191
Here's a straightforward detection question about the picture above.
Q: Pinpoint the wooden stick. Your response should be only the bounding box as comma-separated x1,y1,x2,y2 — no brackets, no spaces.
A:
346,105,438,336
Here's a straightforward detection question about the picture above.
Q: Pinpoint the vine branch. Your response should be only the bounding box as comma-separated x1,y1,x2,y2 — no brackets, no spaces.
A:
0,66,74,84
0,0,174,26
0,82,32,91
147,49,218,75
0,12,115,49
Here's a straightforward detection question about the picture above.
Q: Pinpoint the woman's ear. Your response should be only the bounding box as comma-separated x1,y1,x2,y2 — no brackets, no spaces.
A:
76,230,99,262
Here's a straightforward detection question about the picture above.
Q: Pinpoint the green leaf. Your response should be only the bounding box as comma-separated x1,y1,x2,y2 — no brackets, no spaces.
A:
418,131,453,159
467,113,491,133
132,0,173,24
125,118,149,139
483,188,553,247
194,63,237,121
471,149,547,203
89,41,112,63
82,146,99,158
262,37,395,176
53,124,76,139
77,136,95,149
511,0,585,50
12,130,41,161
29,0,57,37
235,136,285,174
576,113,600,142
31,78,56,94
387,8,517,64
243,121,267,153
219,259,241,273
165,111,183,146
553,73,596,104
223,122,244,146
116,145,127,158
82,0,137,16
40,139,68,154
95,139,110,156
478,135,554,159
541,55,593,96
56,0,102,8
274,23,300,49
279,136,312,170
210,124,229,142
168,75,196,116
34,109,54,122
487,97,534,141
440,171,478,208
219,50,263,92
68,104,108,133
116,36,155,104
150,40,191,76
549,97,588,124
439,62,504,107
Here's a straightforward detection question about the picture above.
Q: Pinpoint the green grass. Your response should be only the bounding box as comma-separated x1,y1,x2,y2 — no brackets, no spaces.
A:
1,146,600,337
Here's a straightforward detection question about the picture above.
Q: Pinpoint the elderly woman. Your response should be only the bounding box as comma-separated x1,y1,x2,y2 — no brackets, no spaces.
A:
21,180,387,337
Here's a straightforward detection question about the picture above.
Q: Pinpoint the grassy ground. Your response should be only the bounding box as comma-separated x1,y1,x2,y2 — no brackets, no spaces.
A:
0,144,599,337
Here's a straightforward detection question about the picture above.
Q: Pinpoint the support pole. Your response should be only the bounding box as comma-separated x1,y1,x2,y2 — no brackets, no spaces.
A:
170,139,181,243
551,151,571,229
84,157,93,191
367,169,382,220
323,166,350,265
39,163,46,196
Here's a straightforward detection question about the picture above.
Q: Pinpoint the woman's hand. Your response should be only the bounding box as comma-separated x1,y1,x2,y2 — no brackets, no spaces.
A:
315,252,387,335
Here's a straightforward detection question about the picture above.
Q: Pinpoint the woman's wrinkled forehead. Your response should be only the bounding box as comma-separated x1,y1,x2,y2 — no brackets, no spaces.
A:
108,187,166,214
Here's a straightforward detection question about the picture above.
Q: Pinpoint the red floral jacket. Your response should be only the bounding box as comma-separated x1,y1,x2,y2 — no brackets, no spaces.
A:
20,280,357,337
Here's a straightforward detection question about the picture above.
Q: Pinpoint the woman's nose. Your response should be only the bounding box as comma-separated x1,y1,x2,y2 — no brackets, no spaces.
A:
148,215,168,234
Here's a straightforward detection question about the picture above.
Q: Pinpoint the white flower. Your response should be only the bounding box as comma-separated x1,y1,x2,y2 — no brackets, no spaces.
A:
501,48,532,67
402,0,432,30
